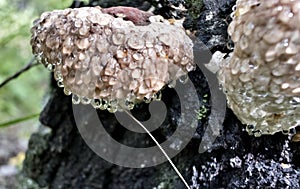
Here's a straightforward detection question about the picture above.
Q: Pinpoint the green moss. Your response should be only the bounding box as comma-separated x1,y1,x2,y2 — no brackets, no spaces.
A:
195,105,208,120
185,0,203,19
16,174,43,189
195,93,209,120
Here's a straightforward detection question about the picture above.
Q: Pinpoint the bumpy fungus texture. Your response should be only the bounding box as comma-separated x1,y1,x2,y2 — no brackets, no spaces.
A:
30,7,194,112
218,0,300,136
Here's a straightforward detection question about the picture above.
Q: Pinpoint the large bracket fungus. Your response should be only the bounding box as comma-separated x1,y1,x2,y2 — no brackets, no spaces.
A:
211,0,300,136
30,6,194,113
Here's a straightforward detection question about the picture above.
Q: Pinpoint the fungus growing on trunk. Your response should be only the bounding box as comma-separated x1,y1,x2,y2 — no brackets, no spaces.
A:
30,6,194,112
214,0,300,136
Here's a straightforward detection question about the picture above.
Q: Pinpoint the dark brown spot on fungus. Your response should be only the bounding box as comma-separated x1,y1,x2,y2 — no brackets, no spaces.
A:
101,6,154,26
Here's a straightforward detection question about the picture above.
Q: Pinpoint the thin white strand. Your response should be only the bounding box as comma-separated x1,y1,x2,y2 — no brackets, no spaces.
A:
124,110,191,189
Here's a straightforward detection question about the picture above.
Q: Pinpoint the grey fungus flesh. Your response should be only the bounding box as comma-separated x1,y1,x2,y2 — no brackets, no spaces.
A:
218,0,300,136
30,6,195,112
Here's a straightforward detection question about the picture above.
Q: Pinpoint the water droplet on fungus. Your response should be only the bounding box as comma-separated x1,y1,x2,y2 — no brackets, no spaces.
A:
72,94,80,104
30,6,194,112
217,0,300,135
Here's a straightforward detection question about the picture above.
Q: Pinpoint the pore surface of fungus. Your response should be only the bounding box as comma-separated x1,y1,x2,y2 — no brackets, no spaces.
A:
218,0,300,135
31,6,194,112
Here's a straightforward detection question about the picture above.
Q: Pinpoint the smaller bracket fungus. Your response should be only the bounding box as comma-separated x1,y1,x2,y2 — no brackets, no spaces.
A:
214,0,300,136
30,6,194,113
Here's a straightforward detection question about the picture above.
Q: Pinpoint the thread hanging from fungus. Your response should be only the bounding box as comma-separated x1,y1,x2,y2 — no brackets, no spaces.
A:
209,0,300,136
30,6,195,113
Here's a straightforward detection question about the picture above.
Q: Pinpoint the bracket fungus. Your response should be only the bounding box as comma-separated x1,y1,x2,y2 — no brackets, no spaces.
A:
212,0,300,136
30,6,194,112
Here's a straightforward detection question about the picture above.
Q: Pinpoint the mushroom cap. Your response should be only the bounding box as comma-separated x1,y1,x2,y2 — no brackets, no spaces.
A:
219,0,300,135
30,7,194,111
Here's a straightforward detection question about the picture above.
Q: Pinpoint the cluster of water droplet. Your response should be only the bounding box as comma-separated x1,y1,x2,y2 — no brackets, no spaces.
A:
30,7,194,112
219,0,300,135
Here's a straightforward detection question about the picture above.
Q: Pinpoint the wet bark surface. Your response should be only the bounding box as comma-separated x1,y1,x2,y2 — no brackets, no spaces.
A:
23,0,300,188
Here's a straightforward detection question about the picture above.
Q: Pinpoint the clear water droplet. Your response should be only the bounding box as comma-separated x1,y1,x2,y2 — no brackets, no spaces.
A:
179,74,188,84
91,99,102,109
290,128,296,135
246,124,255,132
57,81,64,88
125,100,135,110
239,36,248,50
226,40,234,50
168,80,176,88
289,97,300,107
112,32,125,45
127,36,145,49
35,52,43,63
126,93,136,101
282,129,290,135
249,63,258,70
64,88,72,96
143,96,152,103
72,94,80,104
81,96,91,105
218,84,224,91
107,105,117,113
110,99,118,106
186,63,196,72
56,53,62,65
154,91,162,101
100,99,108,110
54,71,63,82
47,64,55,72
231,5,236,12
254,130,262,137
